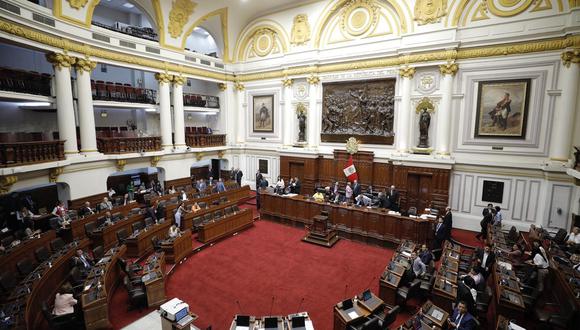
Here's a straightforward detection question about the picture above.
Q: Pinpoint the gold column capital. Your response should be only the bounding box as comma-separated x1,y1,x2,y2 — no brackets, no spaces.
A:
306,74,320,85
151,156,161,167
234,81,245,91
218,83,227,91
0,175,18,194
49,167,64,183
116,159,127,171
172,75,186,86
73,58,97,73
154,72,172,84
439,62,459,76
399,66,416,79
46,52,76,70
562,49,580,68
282,77,294,87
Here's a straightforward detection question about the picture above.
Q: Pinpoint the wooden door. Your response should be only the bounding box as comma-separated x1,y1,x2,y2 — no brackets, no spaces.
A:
407,173,432,211
289,162,304,181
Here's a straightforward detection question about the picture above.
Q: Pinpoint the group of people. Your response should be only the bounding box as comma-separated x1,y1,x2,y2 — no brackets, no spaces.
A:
310,181,401,211
475,203,503,241
272,175,302,195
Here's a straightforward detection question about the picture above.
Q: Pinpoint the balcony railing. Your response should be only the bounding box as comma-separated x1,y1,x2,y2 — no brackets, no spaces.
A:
92,80,156,104
183,93,219,109
185,134,226,148
0,140,64,167
0,67,51,96
97,136,161,154
92,21,158,42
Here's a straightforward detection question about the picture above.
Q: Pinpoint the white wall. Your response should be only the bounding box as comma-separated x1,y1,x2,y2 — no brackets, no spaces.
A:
0,102,58,133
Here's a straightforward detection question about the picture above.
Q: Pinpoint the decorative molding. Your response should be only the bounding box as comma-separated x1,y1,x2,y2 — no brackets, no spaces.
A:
561,50,580,68
439,61,459,76
180,8,229,62
415,97,435,113
116,159,127,172
487,0,534,17
340,0,379,37
399,66,416,78
296,102,307,115
53,0,100,27
218,83,228,91
45,52,76,70
195,152,204,161
414,0,447,25
306,74,320,85
168,0,197,38
0,175,17,194
282,77,294,87
172,75,186,85
73,57,97,73
290,14,311,45
151,156,161,167
48,167,64,183
154,72,172,84
234,81,245,91
217,150,225,159
66,0,89,10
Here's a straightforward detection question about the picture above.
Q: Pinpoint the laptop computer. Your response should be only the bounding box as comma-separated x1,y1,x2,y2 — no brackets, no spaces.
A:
361,289,372,301
264,317,278,329
291,316,306,329
235,315,250,327
341,298,353,310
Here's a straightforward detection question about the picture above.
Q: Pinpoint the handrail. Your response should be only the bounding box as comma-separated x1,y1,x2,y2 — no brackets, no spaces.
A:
0,140,65,167
96,136,161,154
185,134,226,148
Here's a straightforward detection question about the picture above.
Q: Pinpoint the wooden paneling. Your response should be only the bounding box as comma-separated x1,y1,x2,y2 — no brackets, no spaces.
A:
280,156,318,194
69,192,109,211
164,177,192,190
190,166,210,181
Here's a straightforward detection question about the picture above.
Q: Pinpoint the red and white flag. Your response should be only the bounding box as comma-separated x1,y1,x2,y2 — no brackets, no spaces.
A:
343,155,358,182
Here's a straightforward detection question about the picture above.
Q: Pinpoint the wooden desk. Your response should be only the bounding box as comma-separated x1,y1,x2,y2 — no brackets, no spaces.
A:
125,220,171,258
431,275,457,312
81,245,126,330
197,208,254,243
142,252,166,307
90,213,145,250
70,203,141,240
357,292,384,314
379,272,401,306
161,229,192,264
261,193,434,246
399,300,448,330
333,298,372,330
0,230,55,275
181,200,236,230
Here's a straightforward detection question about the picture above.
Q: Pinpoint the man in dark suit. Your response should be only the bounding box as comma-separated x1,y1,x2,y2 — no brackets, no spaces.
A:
352,180,361,198
475,244,495,278
71,248,94,275
79,202,94,218
387,185,399,211
235,168,243,186
255,170,263,186
377,192,388,208
293,177,301,195
449,301,476,330
443,206,453,240
433,218,446,249
147,200,160,223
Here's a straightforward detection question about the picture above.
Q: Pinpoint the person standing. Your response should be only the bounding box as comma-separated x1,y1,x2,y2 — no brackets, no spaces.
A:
127,182,135,201
53,283,78,317
345,182,353,201
494,206,503,227
443,206,453,240
476,210,493,241
482,203,494,216
235,168,243,186
387,185,399,211
476,244,495,278
216,178,226,192
433,218,446,249
352,180,361,198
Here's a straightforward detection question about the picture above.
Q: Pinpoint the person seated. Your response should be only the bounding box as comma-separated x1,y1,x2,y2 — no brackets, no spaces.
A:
168,224,180,239
411,251,426,278
16,206,37,230
324,186,332,200
71,249,93,274
53,283,77,317
216,178,226,192
107,187,116,199
333,192,346,204
52,201,69,226
419,244,434,265
208,176,214,186
460,267,484,287
566,227,580,250
167,185,177,194
147,200,160,223
78,202,94,218
525,241,549,293
103,211,114,226
312,190,325,202
179,190,188,201
274,176,285,194
191,202,201,213
355,194,372,206
448,300,476,330
498,243,523,263
99,197,113,212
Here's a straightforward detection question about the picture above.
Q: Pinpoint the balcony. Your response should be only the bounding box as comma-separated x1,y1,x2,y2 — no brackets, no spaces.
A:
185,127,225,148
183,93,219,109
92,80,156,105
0,67,51,97
0,133,64,167
96,131,161,154
92,21,158,42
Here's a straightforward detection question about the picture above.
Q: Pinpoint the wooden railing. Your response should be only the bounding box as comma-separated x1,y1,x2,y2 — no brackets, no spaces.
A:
97,136,161,154
0,140,64,167
185,134,226,147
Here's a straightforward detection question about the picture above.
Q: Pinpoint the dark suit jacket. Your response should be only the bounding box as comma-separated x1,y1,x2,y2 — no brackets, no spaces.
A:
435,223,446,240
476,250,496,271
450,309,476,330
353,184,361,197
294,181,301,194
387,190,399,205
443,211,453,237
236,171,243,183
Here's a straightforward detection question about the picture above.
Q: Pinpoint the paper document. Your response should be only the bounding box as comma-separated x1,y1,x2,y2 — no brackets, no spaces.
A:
347,311,358,319
431,309,444,321
498,261,513,271
305,320,314,330
508,322,526,330
401,251,411,257
235,327,250,330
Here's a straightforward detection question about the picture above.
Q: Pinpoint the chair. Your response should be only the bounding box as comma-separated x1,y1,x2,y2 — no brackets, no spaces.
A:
16,258,34,277
112,212,121,222
116,228,129,245
233,205,240,212
84,221,96,236
192,216,202,230
92,246,104,260
219,196,228,204
396,279,421,308
203,214,213,224
151,236,162,252
131,222,143,233
124,276,147,311
348,315,382,330
224,206,233,216
118,257,143,274
68,266,85,293
381,305,400,328
214,210,223,220
49,217,62,232
50,238,65,252
408,207,417,216
41,301,81,330
1,236,14,248
0,272,17,294
198,202,207,209
553,228,568,246
34,246,50,263
131,207,142,215
144,217,154,227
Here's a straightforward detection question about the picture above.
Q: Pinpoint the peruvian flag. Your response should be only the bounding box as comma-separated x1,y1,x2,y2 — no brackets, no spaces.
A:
343,155,358,182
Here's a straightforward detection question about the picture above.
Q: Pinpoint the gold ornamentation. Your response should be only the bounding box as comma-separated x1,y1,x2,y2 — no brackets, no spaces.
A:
291,14,311,45
180,8,229,62
155,72,172,84
296,102,307,115
345,137,360,154
116,159,127,172
46,52,76,70
487,0,534,17
399,66,416,78
471,0,490,22
73,58,96,73
282,77,294,87
48,167,64,183
66,0,89,10
234,81,245,91
54,0,100,27
195,152,204,161
571,0,579,8
439,61,459,75
217,150,224,159
151,156,161,167
0,175,17,194
251,28,277,57
340,0,379,37
168,0,197,38
218,83,227,91
415,97,435,113
172,75,186,85
531,0,553,12
414,0,448,25
307,74,320,85
561,50,580,67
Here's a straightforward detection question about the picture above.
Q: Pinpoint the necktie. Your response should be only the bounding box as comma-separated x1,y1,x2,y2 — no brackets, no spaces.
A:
456,313,463,328
81,255,90,268
436,223,441,232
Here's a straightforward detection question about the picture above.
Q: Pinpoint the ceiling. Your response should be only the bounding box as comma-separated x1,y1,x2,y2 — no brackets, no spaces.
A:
98,0,144,15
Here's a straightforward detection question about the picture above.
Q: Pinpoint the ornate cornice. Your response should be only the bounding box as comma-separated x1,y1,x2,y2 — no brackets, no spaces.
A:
66,0,89,10
195,152,204,161
561,49,580,68
73,58,97,73
49,167,64,183
0,175,17,194
116,159,127,172
155,72,172,84
282,77,294,87
306,74,320,85
218,83,228,91
45,52,76,70
168,0,197,38
399,66,416,78
151,156,161,167
172,75,186,85
439,62,459,76
234,81,245,91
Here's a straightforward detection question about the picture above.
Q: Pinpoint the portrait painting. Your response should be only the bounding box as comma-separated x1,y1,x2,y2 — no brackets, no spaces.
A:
252,95,274,133
474,79,531,138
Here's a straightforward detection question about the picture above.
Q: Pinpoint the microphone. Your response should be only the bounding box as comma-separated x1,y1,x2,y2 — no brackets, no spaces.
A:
296,297,305,313
236,300,244,314
363,276,376,292
269,296,276,316
344,284,349,299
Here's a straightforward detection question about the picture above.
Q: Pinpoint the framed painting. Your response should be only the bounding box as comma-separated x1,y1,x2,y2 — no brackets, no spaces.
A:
474,79,531,138
252,95,274,133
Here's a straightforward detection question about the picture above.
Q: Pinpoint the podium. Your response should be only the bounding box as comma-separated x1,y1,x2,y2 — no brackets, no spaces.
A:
302,212,339,247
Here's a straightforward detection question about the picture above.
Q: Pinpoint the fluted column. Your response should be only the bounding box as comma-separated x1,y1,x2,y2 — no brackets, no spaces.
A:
549,50,580,163
216,83,229,143
172,75,186,150
155,73,173,151
396,66,415,153
234,81,246,144
46,53,78,156
73,58,98,154
282,78,294,147
307,75,320,148
436,62,458,156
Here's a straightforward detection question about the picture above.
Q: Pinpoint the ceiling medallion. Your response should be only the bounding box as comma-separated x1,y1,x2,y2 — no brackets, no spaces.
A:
252,28,277,57
340,0,378,37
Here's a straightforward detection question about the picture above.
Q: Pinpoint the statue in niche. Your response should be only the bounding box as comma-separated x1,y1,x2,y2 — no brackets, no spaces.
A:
297,103,307,142
415,97,435,148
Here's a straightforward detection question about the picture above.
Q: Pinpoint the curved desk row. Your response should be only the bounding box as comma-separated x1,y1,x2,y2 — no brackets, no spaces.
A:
197,208,254,243
0,230,56,275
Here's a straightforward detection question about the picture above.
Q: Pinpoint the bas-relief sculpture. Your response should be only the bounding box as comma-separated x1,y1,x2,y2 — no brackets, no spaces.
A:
168,0,197,38
414,0,448,25
321,79,395,144
290,14,311,45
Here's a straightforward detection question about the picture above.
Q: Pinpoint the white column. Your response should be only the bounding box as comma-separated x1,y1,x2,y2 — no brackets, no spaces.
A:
436,62,458,156
307,75,320,148
46,53,78,156
282,78,294,147
172,75,186,150
155,73,173,151
235,81,246,144
73,58,98,155
549,51,580,162
396,67,415,153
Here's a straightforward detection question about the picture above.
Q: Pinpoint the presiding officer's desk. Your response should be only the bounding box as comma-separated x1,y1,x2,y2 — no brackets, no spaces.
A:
260,193,435,246
161,229,192,264
125,220,171,258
